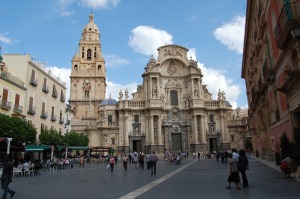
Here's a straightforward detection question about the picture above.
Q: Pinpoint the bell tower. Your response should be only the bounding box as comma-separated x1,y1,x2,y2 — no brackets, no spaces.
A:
69,12,106,119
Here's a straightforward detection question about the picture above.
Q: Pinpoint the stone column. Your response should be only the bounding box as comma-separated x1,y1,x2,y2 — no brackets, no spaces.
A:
150,116,155,145
157,115,162,145
145,116,149,145
201,115,206,143
124,116,129,146
193,115,199,144
191,79,194,98
220,112,225,143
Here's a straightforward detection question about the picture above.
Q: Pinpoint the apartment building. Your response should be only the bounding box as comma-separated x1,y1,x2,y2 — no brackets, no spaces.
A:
242,0,300,160
0,54,26,117
2,54,67,140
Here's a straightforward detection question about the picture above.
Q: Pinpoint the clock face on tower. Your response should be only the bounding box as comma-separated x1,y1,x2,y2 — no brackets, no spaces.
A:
85,79,90,84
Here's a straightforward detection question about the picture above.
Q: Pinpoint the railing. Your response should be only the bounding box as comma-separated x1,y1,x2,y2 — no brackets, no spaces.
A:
0,71,24,87
204,101,218,107
42,86,49,93
227,120,243,126
52,91,58,98
41,111,48,119
51,115,57,121
108,122,118,126
13,104,23,113
29,78,38,86
274,2,300,49
0,100,11,110
60,95,65,102
128,101,145,108
27,106,36,115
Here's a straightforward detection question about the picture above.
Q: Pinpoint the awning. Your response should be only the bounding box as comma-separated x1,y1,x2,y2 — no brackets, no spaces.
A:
68,146,89,151
25,145,51,152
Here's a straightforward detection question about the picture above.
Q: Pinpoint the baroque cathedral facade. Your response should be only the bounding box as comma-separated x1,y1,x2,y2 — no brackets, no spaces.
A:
70,13,234,154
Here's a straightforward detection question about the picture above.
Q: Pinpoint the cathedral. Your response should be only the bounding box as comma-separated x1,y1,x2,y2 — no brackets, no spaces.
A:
69,13,234,154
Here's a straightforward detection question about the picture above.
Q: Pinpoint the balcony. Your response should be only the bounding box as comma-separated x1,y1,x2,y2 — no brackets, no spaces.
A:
59,118,64,124
29,78,38,86
42,86,49,93
52,91,58,98
51,115,57,122
41,111,48,119
0,100,12,110
262,58,275,82
274,2,300,49
60,95,65,102
27,106,36,115
13,104,23,113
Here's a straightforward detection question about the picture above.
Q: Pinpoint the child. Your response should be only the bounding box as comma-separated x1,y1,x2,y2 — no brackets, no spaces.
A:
226,153,241,190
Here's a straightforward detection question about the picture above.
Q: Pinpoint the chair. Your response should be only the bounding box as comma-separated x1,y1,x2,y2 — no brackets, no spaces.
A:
23,165,34,177
13,166,23,178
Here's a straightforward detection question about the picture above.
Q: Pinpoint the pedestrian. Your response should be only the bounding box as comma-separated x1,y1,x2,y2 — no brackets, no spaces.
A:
122,155,128,171
109,156,115,172
150,151,158,175
238,149,249,188
198,152,200,160
145,153,151,170
226,153,241,190
1,155,16,199
132,153,138,169
232,148,239,162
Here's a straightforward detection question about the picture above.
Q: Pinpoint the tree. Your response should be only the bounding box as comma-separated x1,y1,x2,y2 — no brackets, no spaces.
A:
64,131,89,146
280,132,293,160
0,114,37,144
39,129,65,146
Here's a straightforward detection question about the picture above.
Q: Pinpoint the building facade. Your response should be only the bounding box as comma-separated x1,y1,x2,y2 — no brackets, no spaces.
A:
0,54,26,117
242,0,300,160
2,54,67,139
70,13,236,154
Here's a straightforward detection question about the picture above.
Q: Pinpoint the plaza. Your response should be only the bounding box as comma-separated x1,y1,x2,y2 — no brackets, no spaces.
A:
8,155,300,199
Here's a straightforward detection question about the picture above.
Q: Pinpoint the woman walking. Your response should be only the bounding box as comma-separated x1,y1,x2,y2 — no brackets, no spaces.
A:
238,149,249,188
226,153,241,190
123,155,128,171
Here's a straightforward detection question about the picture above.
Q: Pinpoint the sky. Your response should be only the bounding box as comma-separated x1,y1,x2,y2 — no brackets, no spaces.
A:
0,0,247,109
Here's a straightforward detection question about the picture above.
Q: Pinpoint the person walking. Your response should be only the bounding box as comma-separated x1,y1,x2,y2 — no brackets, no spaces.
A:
238,149,249,188
145,153,151,170
150,151,158,175
1,155,16,199
109,156,115,172
122,155,128,171
226,153,241,190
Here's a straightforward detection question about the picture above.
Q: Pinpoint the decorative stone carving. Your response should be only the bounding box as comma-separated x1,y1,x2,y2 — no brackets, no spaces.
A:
125,89,129,99
119,90,123,100
167,61,177,75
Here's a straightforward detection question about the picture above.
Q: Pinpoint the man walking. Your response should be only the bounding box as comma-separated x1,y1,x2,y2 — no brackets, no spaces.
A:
150,151,158,175
1,155,16,199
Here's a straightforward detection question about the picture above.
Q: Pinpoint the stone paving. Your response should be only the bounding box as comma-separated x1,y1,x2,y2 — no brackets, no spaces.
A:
6,155,300,199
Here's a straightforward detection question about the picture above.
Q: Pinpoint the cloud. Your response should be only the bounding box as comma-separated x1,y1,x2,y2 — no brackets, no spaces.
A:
213,15,245,54
104,54,131,69
79,0,120,9
0,34,13,44
60,10,75,17
198,62,241,109
187,48,197,61
106,80,138,100
45,66,71,101
129,26,173,57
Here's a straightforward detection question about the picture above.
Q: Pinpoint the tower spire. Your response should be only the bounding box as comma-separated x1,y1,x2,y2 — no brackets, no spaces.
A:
89,11,94,23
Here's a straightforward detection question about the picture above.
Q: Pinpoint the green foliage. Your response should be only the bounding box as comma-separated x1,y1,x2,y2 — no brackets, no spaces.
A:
0,114,37,144
39,129,65,146
280,132,293,160
64,131,89,146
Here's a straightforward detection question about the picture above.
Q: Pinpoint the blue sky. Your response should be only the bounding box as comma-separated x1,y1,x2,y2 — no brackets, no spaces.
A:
0,0,247,109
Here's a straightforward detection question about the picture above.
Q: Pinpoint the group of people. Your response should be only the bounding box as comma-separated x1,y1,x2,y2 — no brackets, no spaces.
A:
226,149,249,190
108,151,159,175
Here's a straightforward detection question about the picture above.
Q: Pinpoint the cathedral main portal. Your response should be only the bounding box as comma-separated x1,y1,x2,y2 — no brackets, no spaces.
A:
171,133,182,152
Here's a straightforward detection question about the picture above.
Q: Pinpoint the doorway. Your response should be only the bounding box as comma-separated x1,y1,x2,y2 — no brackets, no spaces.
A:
171,133,182,152
209,138,217,152
133,140,141,152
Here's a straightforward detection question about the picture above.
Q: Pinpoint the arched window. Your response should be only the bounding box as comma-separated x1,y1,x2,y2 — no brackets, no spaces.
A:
170,90,178,106
98,65,101,70
74,65,78,70
82,47,85,58
87,49,92,59
94,52,97,58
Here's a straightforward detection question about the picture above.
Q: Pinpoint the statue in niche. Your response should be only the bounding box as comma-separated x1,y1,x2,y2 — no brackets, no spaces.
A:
185,98,190,108
194,85,199,97
119,90,123,100
125,89,129,99
103,134,107,144
152,84,157,97
160,94,165,108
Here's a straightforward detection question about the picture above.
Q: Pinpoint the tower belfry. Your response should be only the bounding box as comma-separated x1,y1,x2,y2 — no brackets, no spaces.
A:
69,13,106,119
